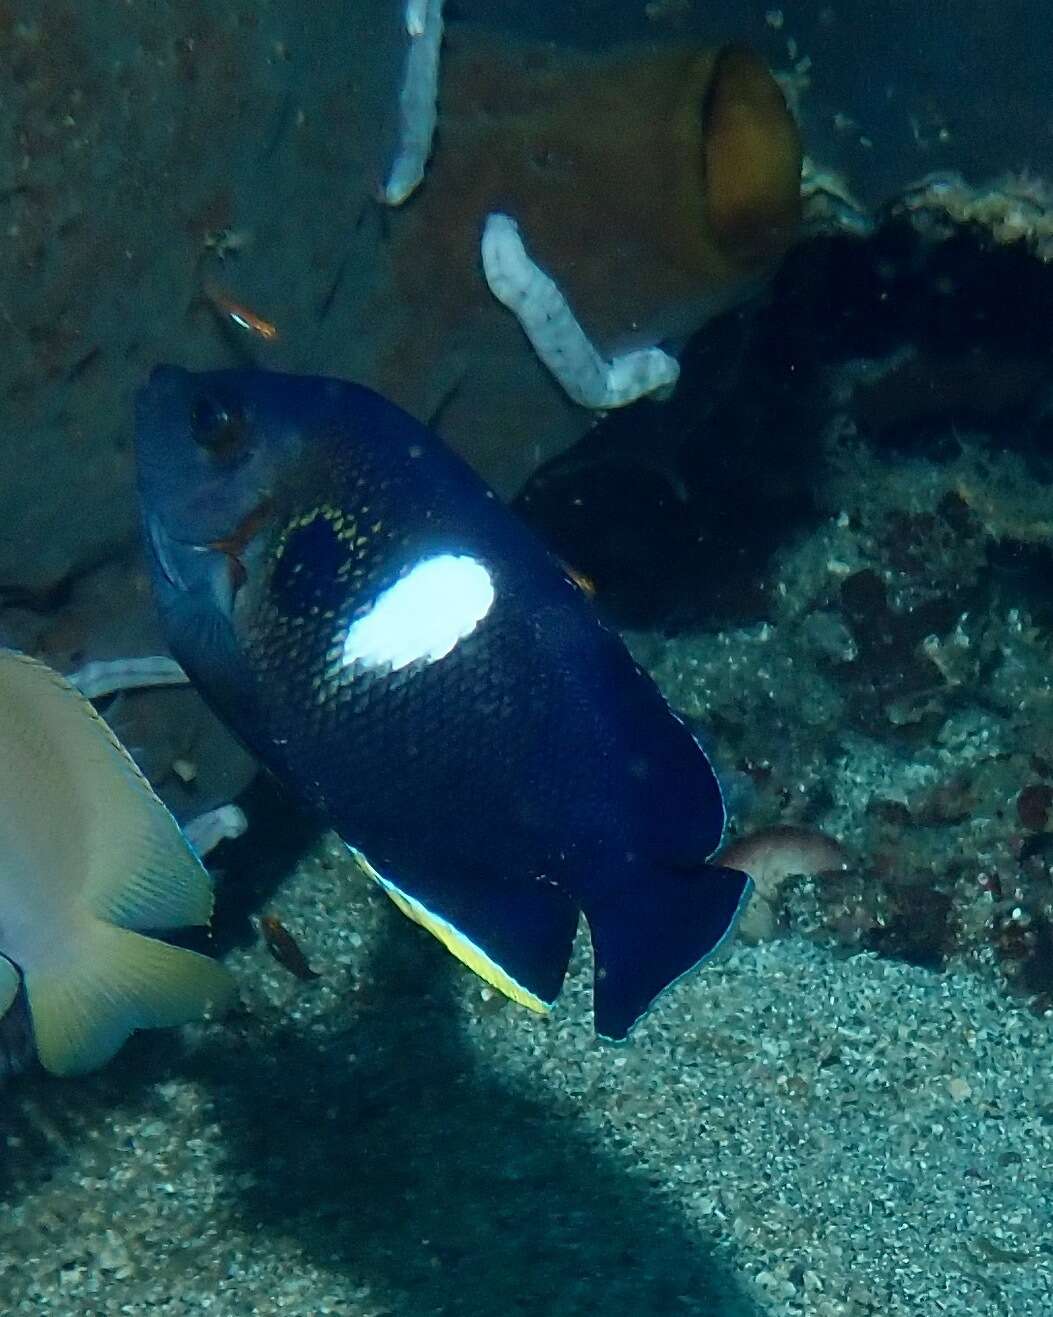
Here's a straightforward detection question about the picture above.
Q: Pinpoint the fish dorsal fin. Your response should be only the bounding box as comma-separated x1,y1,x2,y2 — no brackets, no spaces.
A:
0,955,19,1018
0,649,213,931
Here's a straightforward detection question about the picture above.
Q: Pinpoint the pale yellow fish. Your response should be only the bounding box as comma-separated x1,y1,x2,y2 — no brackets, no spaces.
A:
0,648,233,1076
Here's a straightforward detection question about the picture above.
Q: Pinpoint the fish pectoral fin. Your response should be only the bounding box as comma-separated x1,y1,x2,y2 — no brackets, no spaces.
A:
24,920,234,1076
348,847,577,1013
0,955,19,1017
587,861,752,1042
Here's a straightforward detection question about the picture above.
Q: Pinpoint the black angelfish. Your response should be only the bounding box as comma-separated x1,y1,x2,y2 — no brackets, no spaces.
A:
135,367,751,1040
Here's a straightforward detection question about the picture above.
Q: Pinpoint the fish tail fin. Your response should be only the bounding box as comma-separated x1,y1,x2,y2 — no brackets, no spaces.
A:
586,862,752,1042
25,920,234,1076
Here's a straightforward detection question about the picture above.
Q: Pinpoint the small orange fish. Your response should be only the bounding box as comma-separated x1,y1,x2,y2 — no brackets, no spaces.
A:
260,914,320,980
561,561,596,598
203,281,279,342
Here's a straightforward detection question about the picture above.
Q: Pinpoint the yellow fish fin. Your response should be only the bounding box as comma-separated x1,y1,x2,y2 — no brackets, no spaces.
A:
25,918,234,1076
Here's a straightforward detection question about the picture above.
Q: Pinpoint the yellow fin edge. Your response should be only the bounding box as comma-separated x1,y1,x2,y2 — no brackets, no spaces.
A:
347,848,549,1014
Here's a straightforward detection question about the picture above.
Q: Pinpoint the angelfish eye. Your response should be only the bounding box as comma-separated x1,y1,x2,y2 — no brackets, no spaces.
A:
190,395,247,460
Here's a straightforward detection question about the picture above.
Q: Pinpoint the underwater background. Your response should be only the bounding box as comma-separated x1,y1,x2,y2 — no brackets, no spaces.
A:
3,0,1053,1312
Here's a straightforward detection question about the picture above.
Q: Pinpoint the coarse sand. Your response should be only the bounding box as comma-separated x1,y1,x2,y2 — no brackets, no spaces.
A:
1,831,1050,1316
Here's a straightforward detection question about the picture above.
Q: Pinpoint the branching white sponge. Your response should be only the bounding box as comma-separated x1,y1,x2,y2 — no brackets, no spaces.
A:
481,212,680,409
383,0,445,205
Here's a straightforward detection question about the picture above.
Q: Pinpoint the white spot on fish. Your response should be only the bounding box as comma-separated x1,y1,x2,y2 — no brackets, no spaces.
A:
341,553,495,673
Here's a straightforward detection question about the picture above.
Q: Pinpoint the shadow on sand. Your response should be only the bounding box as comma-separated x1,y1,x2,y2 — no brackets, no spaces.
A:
0,785,760,1317
195,913,761,1317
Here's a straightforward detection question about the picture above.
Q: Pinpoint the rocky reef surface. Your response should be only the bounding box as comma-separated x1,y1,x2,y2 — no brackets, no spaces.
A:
523,182,1053,1013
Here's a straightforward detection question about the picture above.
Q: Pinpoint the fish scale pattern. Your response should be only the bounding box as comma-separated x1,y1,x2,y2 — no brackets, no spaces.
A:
244,489,580,884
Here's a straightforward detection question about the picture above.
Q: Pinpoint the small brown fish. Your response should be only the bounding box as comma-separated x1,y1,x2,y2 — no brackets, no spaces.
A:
561,561,596,598
260,914,320,980
718,826,848,896
718,825,848,942
203,281,279,342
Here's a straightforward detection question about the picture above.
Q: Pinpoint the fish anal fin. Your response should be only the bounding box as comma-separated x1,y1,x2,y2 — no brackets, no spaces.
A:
348,847,576,1013
25,920,234,1076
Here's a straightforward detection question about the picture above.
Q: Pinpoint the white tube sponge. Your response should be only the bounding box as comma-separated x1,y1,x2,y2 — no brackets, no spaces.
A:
184,805,248,858
481,213,680,410
70,656,189,701
404,0,428,37
382,0,445,205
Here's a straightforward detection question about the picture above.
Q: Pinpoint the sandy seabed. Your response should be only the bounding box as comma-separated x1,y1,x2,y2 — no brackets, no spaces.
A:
1,828,1049,1317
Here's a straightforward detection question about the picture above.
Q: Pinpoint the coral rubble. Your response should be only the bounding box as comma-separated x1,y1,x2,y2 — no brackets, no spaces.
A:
521,180,1053,1010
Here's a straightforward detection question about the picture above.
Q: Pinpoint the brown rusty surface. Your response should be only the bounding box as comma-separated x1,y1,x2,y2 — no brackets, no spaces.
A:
0,0,398,595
